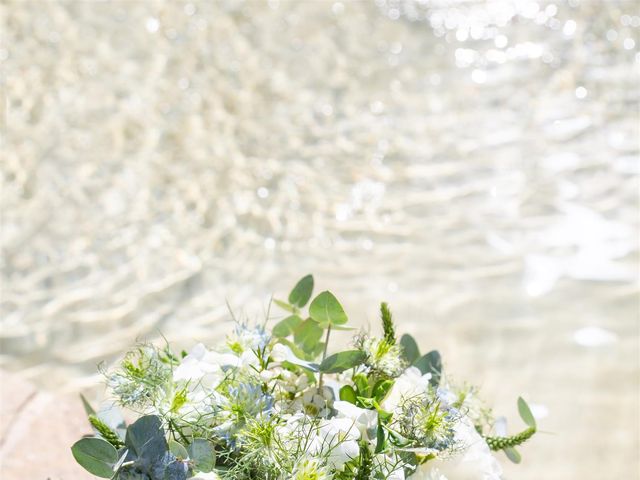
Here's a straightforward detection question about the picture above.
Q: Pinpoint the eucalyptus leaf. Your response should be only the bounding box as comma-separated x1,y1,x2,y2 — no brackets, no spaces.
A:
327,325,356,331
119,470,149,480
319,350,366,373
309,291,348,327
275,341,320,371
504,446,522,463
71,437,118,478
282,359,320,373
273,299,296,313
293,318,324,354
278,338,320,364
288,274,314,308
400,334,420,364
187,439,216,473
125,415,167,461
168,440,189,460
517,397,536,429
309,342,326,358
163,460,190,480
273,315,303,338
414,350,442,387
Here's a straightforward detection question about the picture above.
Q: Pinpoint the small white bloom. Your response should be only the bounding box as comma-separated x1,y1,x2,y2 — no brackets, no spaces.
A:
333,400,378,438
173,343,237,387
410,417,502,480
382,366,432,412
317,417,361,470
191,472,220,480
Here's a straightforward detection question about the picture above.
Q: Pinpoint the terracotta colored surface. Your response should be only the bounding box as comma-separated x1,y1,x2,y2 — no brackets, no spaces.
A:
0,370,94,480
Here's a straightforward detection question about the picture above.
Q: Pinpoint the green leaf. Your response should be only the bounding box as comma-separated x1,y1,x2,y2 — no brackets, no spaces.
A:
517,397,536,429
274,299,296,313
293,318,324,354
375,423,386,453
80,394,96,417
288,274,314,308
309,291,348,327
414,350,442,387
125,415,167,460
327,325,356,331
187,439,216,473
277,338,320,365
339,385,358,404
504,446,521,463
71,437,118,478
319,350,367,373
273,315,303,338
168,440,189,460
372,379,394,403
400,334,420,364
164,460,190,480
353,373,369,397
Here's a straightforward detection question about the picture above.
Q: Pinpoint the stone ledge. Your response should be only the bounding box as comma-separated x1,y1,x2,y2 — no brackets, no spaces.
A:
0,370,94,480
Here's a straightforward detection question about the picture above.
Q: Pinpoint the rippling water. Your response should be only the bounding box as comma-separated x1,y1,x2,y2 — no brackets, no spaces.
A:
1,1,639,478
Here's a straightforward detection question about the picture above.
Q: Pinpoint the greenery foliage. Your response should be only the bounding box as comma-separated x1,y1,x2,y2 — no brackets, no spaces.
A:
72,275,537,479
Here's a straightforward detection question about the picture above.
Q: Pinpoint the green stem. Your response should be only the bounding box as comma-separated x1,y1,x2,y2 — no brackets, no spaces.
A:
317,325,332,393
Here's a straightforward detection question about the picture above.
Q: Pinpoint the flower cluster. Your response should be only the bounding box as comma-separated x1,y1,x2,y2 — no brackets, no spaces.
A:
72,275,538,480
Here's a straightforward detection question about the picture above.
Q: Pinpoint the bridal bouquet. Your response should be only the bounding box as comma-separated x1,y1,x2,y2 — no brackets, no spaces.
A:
72,275,537,480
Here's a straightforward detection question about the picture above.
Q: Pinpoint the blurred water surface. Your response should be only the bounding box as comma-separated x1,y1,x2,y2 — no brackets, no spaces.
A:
1,1,639,478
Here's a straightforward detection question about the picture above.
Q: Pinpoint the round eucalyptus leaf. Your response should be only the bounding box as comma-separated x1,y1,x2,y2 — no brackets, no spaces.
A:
125,415,167,460
400,334,420,364
187,439,216,473
71,437,118,478
309,291,348,326
517,397,537,429
288,274,314,307
168,440,189,460
319,350,367,373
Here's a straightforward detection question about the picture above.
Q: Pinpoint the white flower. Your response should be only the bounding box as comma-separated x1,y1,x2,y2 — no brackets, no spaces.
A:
333,400,378,438
273,414,359,470
226,324,270,353
381,366,432,412
316,417,361,470
173,343,238,386
377,453,406,480
409,417,502,480
191,472,220,480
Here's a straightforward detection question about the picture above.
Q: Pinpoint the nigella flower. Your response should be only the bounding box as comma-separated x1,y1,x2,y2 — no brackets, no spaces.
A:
226,323,271,354
291,457,330,480
228,382,274,414
356,335,407,378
